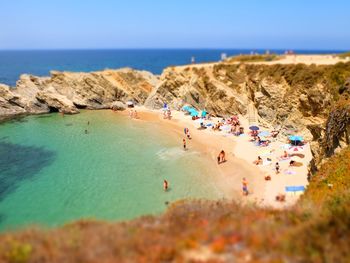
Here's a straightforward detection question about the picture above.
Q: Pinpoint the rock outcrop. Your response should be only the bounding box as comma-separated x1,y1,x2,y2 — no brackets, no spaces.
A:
0,68,158,120
1,61,350,167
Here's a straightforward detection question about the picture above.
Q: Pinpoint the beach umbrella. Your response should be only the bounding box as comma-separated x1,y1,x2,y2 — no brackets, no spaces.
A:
289,135,304,146
182,105,191,111
258,131,270,137
289,135,303,141
249,125,260,131
190,110,199,117
201,110,207,117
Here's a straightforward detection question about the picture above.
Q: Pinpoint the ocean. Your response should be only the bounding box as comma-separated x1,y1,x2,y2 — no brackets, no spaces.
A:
0,110,222,231
0,49,344,86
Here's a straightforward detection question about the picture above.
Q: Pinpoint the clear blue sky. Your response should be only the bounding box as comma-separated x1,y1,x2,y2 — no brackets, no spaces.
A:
0,0,349,50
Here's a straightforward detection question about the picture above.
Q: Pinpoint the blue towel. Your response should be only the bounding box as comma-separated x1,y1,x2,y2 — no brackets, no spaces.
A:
285,186,305,192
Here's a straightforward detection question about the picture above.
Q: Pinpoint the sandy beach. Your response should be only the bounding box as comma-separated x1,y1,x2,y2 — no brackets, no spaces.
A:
125,106,313,208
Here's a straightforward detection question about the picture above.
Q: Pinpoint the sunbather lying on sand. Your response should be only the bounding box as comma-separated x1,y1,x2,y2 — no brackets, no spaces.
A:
253,156,263,165
280,151,289,159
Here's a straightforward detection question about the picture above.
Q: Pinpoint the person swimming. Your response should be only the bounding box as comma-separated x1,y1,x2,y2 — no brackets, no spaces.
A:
163,180,168,191
84,129,88,134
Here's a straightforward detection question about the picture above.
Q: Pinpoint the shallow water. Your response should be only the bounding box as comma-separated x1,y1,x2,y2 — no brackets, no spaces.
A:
0,111,222,231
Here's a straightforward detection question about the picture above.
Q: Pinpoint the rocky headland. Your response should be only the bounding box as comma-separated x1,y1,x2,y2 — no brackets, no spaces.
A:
2,58,350,168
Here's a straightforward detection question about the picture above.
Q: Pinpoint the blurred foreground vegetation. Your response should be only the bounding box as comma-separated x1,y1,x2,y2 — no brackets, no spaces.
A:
0,145,349,262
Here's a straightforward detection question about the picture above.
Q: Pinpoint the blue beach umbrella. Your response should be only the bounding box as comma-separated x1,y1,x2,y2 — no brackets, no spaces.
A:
258,131,270,137
289,135,304,146
182,105,191,111
289,135,303,141
190,110,199,117
249,125,260,131
201,110,207,117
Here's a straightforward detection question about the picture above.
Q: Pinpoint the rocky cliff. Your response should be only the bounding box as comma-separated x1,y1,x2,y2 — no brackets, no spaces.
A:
0,68,158,121
1,61,350,166
145,62,350,167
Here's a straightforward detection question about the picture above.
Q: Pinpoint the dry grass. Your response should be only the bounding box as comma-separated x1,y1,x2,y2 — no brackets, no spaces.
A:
0,147,350,262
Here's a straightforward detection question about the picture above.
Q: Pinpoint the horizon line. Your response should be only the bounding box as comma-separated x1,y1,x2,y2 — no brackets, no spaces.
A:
0,48,347,52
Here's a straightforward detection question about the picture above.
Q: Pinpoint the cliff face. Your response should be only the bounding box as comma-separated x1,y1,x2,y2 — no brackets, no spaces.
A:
0,68,158,121
1,62,350,166
145,63,350,165
147,63,349,138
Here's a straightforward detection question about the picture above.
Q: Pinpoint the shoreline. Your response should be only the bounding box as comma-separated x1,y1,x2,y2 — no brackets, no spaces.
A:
128,106,312,208
0,106,313,209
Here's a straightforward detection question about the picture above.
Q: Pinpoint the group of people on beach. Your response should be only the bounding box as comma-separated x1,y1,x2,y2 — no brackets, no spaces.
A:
129,109,138,119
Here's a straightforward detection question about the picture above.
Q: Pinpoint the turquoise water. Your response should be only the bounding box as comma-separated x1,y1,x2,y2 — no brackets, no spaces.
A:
0,111,222,231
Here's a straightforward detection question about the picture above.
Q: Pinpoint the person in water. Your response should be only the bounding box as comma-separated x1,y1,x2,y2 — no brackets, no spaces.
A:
183,138,186,150
84,129,88,134
242,177,249,196
163,180,168,191
217,150,226,164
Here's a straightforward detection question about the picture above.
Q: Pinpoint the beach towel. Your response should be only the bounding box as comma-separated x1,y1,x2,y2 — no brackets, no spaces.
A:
280,144,292,150
259,149,273,156
278,157,291,162
284,169,297,175
285,186,305,196
262,160,272,166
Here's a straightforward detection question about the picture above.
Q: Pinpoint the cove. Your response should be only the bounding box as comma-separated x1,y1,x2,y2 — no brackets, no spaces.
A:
0,110,222,231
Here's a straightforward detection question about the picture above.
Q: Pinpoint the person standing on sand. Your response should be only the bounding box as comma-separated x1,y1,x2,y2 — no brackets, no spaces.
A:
242,177,249,196
183,138,187,150
163,180,168,191
186,129,191,140
275,162,280,174
217,150,226,164
221,150,226,162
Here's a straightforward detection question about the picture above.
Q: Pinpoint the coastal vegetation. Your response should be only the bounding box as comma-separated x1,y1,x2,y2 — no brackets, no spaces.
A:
338,51,350,59
226,54,280,63
0,146,349,262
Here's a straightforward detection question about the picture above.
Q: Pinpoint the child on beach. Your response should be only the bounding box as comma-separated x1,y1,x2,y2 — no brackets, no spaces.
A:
242,177,249,195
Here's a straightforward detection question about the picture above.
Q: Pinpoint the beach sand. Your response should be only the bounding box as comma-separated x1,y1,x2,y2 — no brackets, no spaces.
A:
122,106,312,208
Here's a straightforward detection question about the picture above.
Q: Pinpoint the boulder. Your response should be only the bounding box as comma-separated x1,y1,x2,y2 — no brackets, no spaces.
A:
111,101,126,111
